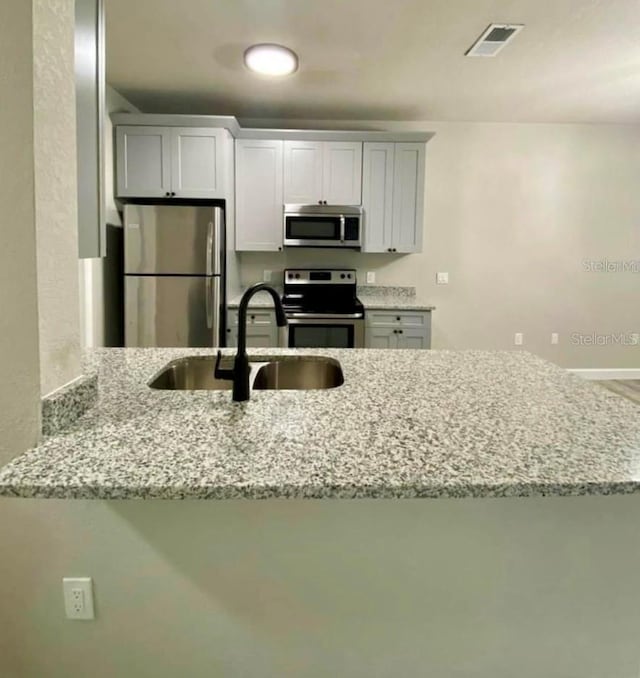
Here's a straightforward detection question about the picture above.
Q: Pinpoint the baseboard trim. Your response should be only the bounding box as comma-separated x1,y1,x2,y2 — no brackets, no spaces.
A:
569,368,640,380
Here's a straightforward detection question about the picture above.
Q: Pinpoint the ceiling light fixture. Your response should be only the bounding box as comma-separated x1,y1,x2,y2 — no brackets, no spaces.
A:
243,43,298,76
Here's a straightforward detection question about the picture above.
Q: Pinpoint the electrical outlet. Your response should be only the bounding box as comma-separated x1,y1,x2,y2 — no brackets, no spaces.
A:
436,272,449,285
263,270,272,283
63,578,94,620
366,271,376,284
551,333,559,345
514,333,524,346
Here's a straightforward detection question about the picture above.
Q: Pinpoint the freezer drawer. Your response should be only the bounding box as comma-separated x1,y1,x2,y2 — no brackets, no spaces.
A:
125,275,221,347
124,204,223,275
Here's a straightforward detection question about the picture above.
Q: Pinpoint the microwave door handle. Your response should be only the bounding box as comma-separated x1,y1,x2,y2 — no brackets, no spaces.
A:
339,215,345,243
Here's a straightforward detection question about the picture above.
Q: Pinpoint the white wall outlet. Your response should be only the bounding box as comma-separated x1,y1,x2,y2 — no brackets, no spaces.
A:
366,271,376,284
263,270,272,283
630,333,639,346
436,272,449,285
514,333,524,346
551,333,559,345
63,577,94,620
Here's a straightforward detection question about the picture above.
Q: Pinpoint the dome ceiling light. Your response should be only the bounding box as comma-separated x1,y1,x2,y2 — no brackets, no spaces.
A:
244,43,298,76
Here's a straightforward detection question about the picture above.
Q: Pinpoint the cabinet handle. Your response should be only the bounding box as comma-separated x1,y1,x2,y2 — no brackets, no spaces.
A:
165,192,170,197
399,329,404,334
171,192,176,197
250,314,255,320
278,246,282,251
318,200,322,205
396,316,401,321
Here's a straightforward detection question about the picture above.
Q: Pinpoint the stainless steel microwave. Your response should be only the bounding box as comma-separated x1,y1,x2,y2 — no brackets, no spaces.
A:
283,204,363,248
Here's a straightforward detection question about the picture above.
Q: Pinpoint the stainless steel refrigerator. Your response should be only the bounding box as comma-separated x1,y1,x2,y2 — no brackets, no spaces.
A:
124,204,226,347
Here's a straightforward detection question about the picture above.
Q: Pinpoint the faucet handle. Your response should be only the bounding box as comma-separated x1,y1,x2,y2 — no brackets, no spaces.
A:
214,350,234,381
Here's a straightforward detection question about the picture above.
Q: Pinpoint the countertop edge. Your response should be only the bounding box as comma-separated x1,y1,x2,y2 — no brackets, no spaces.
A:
2,480,639,500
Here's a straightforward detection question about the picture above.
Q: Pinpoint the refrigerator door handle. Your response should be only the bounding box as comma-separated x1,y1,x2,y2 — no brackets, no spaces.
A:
205,276,221,345
206,277,213,329
206,220,214,276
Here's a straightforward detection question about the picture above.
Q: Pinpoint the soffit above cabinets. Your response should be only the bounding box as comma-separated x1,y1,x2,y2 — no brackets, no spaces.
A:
110,113,434,143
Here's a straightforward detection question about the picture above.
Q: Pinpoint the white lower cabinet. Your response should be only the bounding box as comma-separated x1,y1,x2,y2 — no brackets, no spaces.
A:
226,310,278,348
365,310,431,349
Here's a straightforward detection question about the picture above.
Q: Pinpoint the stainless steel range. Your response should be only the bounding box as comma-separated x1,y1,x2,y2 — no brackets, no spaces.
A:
282,268,365,348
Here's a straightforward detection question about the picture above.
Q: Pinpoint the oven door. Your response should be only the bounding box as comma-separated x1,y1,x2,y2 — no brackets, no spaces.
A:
287,316,364,348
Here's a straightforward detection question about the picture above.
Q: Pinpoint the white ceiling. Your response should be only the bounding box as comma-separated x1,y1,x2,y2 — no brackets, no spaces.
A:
106,0,640,124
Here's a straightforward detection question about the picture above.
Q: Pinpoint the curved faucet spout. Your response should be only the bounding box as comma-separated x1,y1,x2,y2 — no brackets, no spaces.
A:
215,283,288,402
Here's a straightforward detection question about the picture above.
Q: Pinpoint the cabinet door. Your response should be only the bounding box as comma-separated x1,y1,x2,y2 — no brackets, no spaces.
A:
396,328,428,349
323,142,362,205
116,126,171,198
362,143,394,252
365,326,398,349
171,128,225,199
391,143,425,253
235,139,284,251
283,141,323,204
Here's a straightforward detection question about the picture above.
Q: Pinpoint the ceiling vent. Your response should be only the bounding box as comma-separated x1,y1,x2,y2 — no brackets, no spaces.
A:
465,23,524,57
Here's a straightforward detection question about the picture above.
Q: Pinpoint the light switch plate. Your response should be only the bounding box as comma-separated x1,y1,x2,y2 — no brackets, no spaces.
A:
436,272,449,285
514,333,524,346
366,271,376,284
263,270,272,283
551,333,559,345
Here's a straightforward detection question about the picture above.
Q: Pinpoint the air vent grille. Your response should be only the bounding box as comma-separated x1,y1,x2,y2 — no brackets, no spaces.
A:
466,23,524,57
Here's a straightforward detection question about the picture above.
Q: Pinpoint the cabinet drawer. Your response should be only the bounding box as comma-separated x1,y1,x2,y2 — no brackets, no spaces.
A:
366,311,428,328
228,310,275,327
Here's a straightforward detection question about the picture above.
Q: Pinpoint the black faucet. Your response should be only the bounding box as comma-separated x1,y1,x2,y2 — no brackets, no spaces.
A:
214,283,288,402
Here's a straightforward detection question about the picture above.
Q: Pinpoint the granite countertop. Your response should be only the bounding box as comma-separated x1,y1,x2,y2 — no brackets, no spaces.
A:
0,348,639,500
228,286,435,311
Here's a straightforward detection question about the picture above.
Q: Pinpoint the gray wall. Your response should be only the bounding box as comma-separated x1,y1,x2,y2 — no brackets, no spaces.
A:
33,0,82,396
1,496,640,677
239,120,640,369
0,0,41,464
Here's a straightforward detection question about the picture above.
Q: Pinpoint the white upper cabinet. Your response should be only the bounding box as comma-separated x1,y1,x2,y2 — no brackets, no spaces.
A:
235,139,284,251
362,141,425,254
283,140,362,205
116,125,227,199
322,142,363,205
392,143,425,253
171,128,225,199
283,141,323,204
362,143,394,252
116,126,171,198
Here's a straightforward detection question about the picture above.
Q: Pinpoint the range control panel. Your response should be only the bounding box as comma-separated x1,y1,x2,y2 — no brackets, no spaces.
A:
284,269,356,285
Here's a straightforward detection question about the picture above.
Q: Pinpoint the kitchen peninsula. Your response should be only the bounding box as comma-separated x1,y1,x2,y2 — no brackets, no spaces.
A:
0,348,638,499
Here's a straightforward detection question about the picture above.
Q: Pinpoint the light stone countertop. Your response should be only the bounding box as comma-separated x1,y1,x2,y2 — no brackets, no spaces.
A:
0,348,638,500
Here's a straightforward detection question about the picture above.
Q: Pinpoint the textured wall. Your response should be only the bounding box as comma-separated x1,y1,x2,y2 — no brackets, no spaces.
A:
1,497,640,677
0,0,41,463
238,120,640,369
33,0,82,395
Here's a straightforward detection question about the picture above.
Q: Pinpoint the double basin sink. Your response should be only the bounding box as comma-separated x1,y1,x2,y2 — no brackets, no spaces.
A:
149,355,344,391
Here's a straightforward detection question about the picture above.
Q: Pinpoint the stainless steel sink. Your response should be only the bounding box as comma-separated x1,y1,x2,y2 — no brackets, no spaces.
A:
253,357,344,391
148,356,233,390
149,355,343,391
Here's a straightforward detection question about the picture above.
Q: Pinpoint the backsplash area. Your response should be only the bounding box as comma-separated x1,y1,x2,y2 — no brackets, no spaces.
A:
237,250,425,290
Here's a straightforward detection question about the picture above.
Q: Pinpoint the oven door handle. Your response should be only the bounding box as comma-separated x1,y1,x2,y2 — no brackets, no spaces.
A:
339,215,345,243
286,312,364,319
